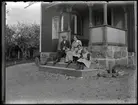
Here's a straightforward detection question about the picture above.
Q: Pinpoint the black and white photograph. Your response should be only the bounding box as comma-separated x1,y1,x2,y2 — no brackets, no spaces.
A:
2,1,137,104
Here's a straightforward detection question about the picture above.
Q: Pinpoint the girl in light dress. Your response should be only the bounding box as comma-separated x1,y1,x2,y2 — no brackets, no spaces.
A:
76,47,92,70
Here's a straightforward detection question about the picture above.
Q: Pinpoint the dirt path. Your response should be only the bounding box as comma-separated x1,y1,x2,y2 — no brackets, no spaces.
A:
6,63,136,104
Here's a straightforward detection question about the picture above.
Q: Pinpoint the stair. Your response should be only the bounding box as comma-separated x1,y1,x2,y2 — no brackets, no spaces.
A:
46,61,77,69
39,61,106,77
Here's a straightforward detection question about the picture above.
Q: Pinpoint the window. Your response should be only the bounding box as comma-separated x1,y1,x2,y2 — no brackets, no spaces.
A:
61,15,64,32
60,12,82,35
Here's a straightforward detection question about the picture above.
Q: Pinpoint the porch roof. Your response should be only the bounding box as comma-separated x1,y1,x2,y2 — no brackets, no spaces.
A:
42,1,135,11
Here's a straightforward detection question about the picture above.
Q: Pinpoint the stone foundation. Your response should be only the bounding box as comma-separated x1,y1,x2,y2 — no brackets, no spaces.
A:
40,46,135,70
128,52,135,65
89,45,129,70
40,52,56,64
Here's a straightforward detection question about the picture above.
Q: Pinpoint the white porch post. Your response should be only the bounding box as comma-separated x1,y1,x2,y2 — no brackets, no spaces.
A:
57,10,62,50
103,2,108,45
123,6,128,46
88,4,93,51
123,6,128,64
103,3,108,25
68,6,72,43
88,4,93,27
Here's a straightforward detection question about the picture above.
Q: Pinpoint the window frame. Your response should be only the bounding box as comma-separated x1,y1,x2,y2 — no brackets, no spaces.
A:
60,11,82,36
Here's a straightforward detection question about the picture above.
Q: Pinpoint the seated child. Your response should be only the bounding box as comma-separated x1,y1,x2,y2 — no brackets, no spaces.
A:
76,47,91,70
73,44,83,63
66,44,83,68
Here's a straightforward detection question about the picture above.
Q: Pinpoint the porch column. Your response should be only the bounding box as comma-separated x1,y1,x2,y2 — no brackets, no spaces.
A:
88,5,93,27
103,2,109,72
59,11,62,32
123,6,127,30
57,10,62,50
123,6,128,46
103,3,107,25
68,6,72,43
103,3,108,45
88,4,93,51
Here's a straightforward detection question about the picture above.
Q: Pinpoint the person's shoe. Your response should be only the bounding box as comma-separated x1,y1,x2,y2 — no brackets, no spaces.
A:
66,61,72,68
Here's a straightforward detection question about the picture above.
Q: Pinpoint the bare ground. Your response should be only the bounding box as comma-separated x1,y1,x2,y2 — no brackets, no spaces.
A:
5,63,137,104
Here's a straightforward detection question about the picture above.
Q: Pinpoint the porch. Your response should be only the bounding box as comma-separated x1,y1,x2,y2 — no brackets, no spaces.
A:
40,2,136,75
56,2,129,49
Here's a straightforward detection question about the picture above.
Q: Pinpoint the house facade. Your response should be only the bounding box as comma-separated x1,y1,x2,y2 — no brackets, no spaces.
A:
40,1,137,69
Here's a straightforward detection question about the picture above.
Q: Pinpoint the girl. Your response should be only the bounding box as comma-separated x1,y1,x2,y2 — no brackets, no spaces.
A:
76,47,91,70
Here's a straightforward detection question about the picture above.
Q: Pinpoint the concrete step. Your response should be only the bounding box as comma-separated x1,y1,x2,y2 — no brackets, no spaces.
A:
45,61,106,70
39,64,106,78
46,61,77,69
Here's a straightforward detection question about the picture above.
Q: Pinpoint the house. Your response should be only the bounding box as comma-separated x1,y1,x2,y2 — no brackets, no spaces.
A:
39,1,137,70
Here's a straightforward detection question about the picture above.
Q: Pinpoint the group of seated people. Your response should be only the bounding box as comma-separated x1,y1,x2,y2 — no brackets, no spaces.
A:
52,35,91,70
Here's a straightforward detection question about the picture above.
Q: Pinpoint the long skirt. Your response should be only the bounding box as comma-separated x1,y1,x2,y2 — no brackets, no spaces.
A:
65,50,73,62
77,58,91,68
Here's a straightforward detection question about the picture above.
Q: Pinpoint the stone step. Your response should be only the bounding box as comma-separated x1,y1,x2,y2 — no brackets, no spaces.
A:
39,64,106,78
46,61,77,69
45,61,106,70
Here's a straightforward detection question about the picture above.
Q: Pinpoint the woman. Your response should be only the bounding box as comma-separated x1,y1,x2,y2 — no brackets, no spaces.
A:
77,47,91,70
65,35,82,66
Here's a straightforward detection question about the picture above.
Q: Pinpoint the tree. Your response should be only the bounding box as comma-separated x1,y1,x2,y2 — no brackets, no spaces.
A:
5,22,40,60
13,22,40,59
5,24,16,59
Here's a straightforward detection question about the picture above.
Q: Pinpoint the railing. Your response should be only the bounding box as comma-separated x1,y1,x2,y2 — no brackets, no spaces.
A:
89,26,104,43
106,26,126,45
89,25,126,46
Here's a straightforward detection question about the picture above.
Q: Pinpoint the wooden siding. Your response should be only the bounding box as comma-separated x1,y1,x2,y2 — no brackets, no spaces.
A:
41,3,60,52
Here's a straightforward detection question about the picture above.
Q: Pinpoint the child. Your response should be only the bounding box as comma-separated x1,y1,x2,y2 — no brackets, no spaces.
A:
76,47,91,70
66,45,82,68
73,44,83,63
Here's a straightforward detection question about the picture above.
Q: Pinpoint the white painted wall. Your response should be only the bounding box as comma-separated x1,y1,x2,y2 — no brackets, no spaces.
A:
90,27,103,43
107,27,126,44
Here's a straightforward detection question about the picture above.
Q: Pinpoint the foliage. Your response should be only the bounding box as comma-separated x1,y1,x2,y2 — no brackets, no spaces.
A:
5,22,40,60
5,25,16,57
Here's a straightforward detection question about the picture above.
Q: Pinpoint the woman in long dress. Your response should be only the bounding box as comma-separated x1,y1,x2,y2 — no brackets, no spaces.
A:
65,35,82,63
